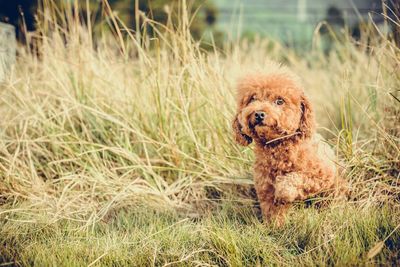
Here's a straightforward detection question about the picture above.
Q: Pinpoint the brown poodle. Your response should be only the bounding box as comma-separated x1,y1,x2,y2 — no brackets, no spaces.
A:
232,66,344,225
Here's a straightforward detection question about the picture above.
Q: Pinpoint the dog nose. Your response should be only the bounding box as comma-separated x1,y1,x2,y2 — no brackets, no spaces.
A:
255,111,265,123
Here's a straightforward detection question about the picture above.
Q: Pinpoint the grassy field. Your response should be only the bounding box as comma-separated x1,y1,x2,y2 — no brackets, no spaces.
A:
0,1,399,266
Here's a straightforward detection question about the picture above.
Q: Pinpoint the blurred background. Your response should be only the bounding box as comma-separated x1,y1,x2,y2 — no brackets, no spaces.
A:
1,0,399,49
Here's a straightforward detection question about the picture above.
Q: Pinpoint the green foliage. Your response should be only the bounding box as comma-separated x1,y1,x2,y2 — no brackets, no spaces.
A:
1,204,399,266
110,0,219,40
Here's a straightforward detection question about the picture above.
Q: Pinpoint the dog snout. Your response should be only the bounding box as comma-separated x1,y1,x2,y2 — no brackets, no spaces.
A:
255,111,266,124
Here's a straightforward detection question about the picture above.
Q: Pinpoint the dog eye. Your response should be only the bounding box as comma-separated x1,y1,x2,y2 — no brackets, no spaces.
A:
248,95,257,104
275,98,285,105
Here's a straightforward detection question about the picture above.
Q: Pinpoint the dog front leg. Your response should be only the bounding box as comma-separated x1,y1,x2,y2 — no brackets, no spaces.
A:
256,183,289,226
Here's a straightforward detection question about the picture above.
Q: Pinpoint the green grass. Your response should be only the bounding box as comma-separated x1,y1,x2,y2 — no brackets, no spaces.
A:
0,0,399,266
1,203,399,266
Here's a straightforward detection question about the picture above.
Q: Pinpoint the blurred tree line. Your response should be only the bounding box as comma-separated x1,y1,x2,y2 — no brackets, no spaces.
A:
0,0,221,43
0,0,37,31
1,0,399,48
110,0,218,40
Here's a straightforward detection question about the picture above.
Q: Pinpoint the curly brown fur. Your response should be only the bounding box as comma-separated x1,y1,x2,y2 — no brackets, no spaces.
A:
232,67,345,226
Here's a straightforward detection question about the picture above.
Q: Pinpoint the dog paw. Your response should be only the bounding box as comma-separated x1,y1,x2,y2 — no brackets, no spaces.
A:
274,173,304,204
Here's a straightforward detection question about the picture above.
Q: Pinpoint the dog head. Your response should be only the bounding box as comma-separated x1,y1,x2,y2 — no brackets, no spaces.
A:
232,71,315,146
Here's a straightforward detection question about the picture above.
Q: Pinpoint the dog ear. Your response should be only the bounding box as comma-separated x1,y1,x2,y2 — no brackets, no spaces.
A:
298,95,316,139
232,114,252,146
